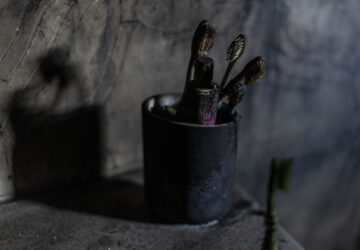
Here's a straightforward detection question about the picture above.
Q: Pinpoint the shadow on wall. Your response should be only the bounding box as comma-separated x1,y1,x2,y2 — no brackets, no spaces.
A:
6,47,159,224
8,47,103,195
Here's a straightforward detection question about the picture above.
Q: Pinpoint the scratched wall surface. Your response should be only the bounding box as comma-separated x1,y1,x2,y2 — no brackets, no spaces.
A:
0,0,359,249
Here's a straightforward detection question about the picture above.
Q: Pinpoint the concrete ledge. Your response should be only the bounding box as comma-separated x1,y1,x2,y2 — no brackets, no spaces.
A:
0,170,303,250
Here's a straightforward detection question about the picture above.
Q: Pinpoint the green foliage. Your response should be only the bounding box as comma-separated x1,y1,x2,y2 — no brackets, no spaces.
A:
263,158,293,250
165,106,176,116
272,158,293,191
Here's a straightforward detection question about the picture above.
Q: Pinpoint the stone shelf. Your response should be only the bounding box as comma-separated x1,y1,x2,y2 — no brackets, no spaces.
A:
0,170,303,250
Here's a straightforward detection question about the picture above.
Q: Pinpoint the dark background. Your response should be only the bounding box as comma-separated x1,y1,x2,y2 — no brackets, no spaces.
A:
0,1,359,249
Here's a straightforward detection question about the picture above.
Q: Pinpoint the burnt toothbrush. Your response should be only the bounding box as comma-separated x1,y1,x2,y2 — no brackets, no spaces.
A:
220,34,246,90
186,20,216,85
216,83,246,123
227,82,246,115
177,20,216,122
243,56,266,86
219,56,266,102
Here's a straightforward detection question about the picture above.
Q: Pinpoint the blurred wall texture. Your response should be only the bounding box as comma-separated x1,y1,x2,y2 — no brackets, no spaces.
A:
0,0,359,249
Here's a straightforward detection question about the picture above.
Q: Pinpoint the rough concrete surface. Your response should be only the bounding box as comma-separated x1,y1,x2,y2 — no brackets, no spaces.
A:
0,0,359,249
0,171,303,250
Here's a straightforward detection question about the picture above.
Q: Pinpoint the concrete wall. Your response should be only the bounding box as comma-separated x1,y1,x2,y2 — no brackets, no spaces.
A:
0,0,359,249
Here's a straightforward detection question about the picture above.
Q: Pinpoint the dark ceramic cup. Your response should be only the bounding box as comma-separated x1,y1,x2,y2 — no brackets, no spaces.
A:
142,94,239,224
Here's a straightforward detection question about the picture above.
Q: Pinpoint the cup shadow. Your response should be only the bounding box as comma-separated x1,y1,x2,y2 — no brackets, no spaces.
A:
23,172,167,224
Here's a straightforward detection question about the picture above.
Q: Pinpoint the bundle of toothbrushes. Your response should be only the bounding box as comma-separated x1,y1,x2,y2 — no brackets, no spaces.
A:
156,20,266,125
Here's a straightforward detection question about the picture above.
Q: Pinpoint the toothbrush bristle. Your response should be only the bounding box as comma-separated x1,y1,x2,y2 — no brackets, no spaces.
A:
191,21,208,55
229,83,245,105
196,22,216,57
244,56,266,85
226,34,246,63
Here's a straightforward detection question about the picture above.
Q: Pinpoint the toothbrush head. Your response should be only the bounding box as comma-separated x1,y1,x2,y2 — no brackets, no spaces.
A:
244,56,266,86
229,83,246,105
198,24,216,56
191,20,216,57
226,34,246,63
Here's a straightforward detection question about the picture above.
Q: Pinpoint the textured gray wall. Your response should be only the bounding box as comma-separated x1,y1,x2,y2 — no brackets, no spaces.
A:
0,0,359,249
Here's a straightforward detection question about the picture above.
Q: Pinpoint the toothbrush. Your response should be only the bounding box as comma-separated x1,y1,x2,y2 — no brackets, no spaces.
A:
218,56,266,107
177,20,216,122
216,82,246,123
220,34,246,90
227,82,247,115
185,20,216,85
243,56,266,86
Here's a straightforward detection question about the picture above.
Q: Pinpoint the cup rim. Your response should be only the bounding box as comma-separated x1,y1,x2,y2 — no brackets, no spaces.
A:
142,93,239,128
